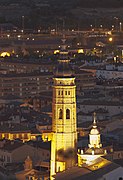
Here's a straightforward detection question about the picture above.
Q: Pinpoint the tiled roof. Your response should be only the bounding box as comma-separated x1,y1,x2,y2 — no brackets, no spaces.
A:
0,123,30,133
0,141,24,152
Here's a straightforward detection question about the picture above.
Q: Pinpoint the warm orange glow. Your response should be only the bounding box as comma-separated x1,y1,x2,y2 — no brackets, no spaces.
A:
42,132,53,142
109,37,113,42
78,49,84,54
56,161,65,172
54,50,60,54
0,132,37,142
107,31,112,35
1,52,10,57
88,158,111,171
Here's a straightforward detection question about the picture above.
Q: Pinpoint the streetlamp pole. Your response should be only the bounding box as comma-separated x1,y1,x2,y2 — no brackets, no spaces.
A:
22,16,24,35
120,22,122,32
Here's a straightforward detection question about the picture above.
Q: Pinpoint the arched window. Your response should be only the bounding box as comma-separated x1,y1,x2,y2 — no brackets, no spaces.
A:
59,109,63,119
58,91,60,95
66,109,70,119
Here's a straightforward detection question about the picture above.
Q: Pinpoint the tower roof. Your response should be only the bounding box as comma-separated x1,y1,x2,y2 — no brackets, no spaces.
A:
54,37,74,78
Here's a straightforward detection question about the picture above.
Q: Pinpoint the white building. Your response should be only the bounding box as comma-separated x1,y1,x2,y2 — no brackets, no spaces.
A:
96,64,123,80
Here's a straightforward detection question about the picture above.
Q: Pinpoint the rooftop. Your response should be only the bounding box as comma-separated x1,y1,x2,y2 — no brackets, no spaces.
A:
55,157,121,180
0,140,24,152
0,123,30,133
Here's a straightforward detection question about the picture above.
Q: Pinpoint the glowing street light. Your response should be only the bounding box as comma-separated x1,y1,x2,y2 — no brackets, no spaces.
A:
120,22,122,32
17,35,21,40
109,37,113,42
111,25,114,31
90,24,93,31
7,34,10,39
22,16,24,33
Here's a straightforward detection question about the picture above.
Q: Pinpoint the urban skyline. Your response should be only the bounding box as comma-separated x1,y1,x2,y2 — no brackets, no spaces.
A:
0,1,123,180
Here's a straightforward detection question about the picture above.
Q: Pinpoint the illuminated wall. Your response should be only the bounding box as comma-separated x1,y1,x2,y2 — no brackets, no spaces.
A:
0,132,37,142
50,77,77,177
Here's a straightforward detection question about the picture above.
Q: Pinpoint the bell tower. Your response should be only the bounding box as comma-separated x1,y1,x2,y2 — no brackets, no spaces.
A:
89,112,102,149
50,38,77,178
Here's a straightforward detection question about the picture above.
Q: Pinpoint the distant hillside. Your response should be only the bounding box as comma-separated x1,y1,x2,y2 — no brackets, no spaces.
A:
50,0,123,8
76,0,123,8
0,0,123,8
0,0,123,29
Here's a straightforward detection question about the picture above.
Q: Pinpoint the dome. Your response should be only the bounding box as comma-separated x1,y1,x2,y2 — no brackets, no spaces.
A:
90,127,100,135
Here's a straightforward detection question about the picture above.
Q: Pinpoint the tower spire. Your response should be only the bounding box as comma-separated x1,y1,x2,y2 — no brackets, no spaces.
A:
61,34,66,51
60,35,68,57
93,112,97,127
54,37,73,78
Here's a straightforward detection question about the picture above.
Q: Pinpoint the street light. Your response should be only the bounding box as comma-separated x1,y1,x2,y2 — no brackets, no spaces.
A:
7,34,10,38
120,22,122,32
111,25,114,31
90,24,93,31
114,17,119,31
109,37,113,42
22,16,24,34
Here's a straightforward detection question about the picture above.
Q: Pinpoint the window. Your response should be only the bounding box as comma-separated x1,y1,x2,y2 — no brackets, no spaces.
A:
68,91,70,95
7,156,10,163
66,109,70,119
58,91,60,95
59,109,63,119
65,91,67,95
61,91,63,95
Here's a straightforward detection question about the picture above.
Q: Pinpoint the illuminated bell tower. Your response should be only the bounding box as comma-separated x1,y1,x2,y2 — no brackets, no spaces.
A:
50,39,77,178
89,112,102,149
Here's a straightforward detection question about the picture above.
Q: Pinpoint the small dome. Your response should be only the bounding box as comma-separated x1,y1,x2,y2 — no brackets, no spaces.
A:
90,127,99,135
